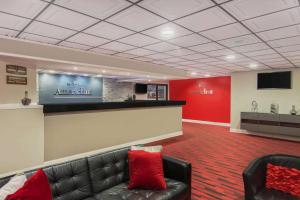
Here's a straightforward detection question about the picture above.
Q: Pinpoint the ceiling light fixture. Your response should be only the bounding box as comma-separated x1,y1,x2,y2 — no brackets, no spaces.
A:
102,70,106,73
73,67,78,70
161,28,175,38
205,74,211,77
249,63,258,69
190,72,197,76
48,70,55,74
226,55,236,60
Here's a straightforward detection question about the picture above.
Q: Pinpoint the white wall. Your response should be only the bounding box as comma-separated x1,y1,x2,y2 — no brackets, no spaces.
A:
231,68,300,129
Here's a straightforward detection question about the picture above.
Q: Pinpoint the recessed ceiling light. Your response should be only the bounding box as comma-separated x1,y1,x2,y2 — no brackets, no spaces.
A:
102,70,106,73
48,70,55,74
73,67,78,70
148,80,151,82
249,63,258,69
161,28,175,38
190,72,197,76
205,74,211,77
226,55,236,60
146,75,150,78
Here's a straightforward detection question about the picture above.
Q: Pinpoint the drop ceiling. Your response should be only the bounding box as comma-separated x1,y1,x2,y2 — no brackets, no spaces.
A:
0,0,300,77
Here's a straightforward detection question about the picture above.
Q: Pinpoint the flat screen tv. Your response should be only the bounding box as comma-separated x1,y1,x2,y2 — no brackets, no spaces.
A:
257,71,291,89
135,83,147,94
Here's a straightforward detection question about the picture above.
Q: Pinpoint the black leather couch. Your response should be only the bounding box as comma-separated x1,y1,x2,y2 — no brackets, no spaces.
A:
0,147,191,200
243,154,300,200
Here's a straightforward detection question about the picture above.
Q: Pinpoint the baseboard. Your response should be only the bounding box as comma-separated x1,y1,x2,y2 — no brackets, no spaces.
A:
183,119,230,127
230,128,300,142
0,131,182,178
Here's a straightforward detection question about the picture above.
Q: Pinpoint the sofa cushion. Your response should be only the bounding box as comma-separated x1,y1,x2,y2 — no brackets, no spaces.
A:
87,148,129,193
94,178,188,200
26,158,93,200
254,188,300,200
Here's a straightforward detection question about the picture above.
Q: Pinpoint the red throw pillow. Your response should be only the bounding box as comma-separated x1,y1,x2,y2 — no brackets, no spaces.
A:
5,169,52,200
266,163,300,197
128,150,167,190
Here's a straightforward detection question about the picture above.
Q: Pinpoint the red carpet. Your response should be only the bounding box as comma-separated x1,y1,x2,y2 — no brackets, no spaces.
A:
149,122,300,200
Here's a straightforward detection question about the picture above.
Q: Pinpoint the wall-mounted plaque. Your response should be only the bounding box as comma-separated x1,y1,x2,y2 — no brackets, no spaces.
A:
6,65,27,75
7,75,27,85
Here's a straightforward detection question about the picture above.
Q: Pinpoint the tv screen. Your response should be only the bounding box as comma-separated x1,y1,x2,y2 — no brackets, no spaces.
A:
257,71,291,89
135,84,147,94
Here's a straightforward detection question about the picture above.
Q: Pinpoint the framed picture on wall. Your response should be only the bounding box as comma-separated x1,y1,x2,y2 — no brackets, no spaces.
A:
6,65,27,75
7,75,27,85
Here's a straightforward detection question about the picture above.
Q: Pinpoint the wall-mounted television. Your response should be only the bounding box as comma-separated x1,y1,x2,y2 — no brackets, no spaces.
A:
257,71,291,89
135,83,147,94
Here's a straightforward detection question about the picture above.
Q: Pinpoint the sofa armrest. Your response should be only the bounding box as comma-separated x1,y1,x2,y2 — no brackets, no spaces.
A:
243,156,268,200
163,156,191,188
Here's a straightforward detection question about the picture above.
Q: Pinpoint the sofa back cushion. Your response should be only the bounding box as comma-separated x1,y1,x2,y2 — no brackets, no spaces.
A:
87,148,129,193
26,158,92,200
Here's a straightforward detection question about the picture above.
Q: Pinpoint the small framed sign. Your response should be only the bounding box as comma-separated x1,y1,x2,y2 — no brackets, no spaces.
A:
7,75,27,85
6,65,27,75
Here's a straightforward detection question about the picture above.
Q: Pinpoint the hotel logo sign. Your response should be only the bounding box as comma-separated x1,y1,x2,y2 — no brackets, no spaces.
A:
191,83,214,95
54,81,92,96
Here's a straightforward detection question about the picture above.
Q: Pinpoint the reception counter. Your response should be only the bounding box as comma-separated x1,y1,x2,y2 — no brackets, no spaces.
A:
44,101,185,161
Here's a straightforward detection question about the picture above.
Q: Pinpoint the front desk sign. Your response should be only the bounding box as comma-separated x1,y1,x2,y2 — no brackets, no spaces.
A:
39,73,103,104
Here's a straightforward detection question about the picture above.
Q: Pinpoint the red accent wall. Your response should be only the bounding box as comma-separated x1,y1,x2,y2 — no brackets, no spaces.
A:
169,76,231,123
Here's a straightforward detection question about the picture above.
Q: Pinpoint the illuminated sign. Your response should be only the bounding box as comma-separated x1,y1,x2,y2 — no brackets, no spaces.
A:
38,73,103,104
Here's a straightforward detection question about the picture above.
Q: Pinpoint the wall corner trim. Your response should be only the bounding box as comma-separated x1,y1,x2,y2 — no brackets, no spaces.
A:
183,119,230,127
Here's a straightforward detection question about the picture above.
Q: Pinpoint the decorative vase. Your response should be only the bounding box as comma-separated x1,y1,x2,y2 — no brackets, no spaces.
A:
290,105,298,115
21,91,31,106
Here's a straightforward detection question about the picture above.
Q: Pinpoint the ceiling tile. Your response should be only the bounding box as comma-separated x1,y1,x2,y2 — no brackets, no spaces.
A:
196,57,220,63
100,41,135,52
59,41,92,50
165,48,195,56
142,23,191,40
125,48,155,56
164,57,186,63
0,12,30,30
268,36,300,48
215,0,231,4
90,48,117,55
222,0,298,20
145,53,173,59
67,33,109,46
115,52,136,59
134,57,153,62
118,33,159,47
19,33,60,44
255,53,282,61
257,24,300,41
54,0,131,19
144,42,178,52
244,49,276,57
205,48,235,57
182,53,208,60
201,23,250,41
0,27,18,37
37,5,98,31
275,44,300,53
188,42,224,52
107,6,167,32
168,34,210,47
244,7,300,32
25,21,76,39
139,0,214,20
0,0,47,18
231,43,270,53
218,34,261,47
175,7,236,32
84,22,134,40
177,60,198,65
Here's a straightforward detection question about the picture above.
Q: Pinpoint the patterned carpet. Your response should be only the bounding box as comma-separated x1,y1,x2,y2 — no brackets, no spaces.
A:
149,122,300,200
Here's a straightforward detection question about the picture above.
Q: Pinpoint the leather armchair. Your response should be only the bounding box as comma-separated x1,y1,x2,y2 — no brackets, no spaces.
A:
243,154,300,200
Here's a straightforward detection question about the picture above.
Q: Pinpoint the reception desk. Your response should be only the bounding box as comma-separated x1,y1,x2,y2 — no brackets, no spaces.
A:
44,101,185,161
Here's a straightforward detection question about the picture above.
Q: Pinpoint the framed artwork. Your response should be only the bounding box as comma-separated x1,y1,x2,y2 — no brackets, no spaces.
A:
6,65,27,75
7,75,27,85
